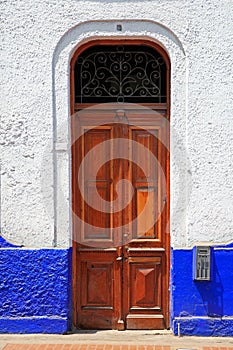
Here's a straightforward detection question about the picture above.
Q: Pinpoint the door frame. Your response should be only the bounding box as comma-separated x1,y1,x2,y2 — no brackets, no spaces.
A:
70,37,171,329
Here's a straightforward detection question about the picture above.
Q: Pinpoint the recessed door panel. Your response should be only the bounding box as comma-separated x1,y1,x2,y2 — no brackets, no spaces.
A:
85,181,111,239
77,250,118,329
136,187,157,238
131,127,161,241
130,261,162,309
82,262,113,307
80,126,114,244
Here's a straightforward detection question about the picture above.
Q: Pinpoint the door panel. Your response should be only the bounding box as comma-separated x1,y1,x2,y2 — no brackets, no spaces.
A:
136,187,157,237
131,128,159,239
77,249,119,329
130,262,161,307
124,252,165,329
72,107,169,330
84,262,112,306
126,256,164,329
85,182,110,238
84,129,111,234
82,127,113,243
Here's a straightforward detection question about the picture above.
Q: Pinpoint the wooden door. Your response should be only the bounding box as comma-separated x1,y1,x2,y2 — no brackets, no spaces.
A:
72,105,169,330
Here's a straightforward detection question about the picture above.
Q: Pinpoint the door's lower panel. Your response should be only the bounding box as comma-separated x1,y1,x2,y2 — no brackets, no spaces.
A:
126,314,165,330
76,250,168,330
124,252,167,329
77,250,119,329
78,308,114,329
129,259,162,310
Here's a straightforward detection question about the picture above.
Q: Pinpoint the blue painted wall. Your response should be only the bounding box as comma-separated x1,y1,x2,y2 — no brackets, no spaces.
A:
1,235,233,335
171,245,233,336
0,242,72,334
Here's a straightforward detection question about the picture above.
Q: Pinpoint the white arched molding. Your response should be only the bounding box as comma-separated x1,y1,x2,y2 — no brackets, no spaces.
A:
52,20,188,248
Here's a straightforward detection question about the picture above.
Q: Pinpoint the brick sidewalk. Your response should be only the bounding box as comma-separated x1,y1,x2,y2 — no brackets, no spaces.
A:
1,331,233,350
2,345,233,350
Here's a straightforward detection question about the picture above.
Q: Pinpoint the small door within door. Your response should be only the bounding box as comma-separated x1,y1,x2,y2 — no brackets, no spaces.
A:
72,106,169,330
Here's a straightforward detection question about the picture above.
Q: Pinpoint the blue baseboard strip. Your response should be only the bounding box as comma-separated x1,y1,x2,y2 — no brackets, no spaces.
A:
173,317,233,336
0,317,68,334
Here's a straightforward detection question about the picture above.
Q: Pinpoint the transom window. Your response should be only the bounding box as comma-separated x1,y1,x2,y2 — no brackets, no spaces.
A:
74,45,167,104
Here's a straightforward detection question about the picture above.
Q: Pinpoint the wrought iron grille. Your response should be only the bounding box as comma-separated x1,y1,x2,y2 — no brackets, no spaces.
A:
74,45,167,104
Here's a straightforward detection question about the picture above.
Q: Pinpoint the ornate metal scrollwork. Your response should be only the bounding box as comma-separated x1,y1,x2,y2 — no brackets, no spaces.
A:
75,45,166,103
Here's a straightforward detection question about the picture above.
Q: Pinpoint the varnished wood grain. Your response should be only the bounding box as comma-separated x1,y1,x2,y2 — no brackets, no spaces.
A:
71,39,170,330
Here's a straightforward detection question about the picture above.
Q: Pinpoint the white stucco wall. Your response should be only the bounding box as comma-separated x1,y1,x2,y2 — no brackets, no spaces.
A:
1,0,233,248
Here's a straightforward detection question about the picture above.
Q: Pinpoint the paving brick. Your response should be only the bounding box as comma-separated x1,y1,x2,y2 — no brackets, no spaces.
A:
3,344,233,350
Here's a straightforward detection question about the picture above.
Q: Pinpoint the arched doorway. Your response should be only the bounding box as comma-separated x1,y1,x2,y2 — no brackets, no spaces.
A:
71,39,170,330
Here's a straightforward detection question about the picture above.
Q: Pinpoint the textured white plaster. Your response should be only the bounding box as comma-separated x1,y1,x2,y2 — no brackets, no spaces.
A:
1,0,233,248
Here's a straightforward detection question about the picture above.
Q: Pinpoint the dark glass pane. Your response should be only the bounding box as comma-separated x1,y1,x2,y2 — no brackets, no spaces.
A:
74,45,167,104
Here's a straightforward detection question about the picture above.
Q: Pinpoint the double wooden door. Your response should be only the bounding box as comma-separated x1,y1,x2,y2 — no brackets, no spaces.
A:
72,106,169,330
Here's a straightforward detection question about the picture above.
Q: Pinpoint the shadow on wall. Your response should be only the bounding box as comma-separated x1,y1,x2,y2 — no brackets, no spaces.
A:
195,253,223,317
